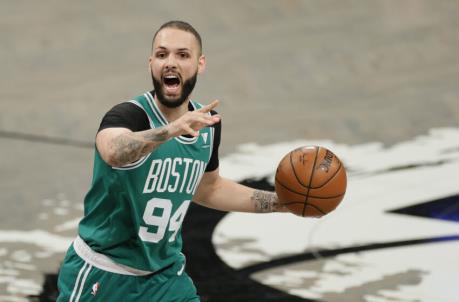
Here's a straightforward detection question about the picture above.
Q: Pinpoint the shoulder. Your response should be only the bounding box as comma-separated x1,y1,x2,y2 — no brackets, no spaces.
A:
109,101,145,114
103,101,148,122
98,101,150,133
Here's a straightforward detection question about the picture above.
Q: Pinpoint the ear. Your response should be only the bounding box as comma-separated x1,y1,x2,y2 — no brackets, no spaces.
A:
197,55,206,74
148,56,153,72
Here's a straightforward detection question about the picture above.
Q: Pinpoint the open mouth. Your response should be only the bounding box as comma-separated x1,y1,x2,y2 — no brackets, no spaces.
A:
163,74,181,91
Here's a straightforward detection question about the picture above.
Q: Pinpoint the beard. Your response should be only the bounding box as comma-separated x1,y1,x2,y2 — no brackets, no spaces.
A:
151,70,198,108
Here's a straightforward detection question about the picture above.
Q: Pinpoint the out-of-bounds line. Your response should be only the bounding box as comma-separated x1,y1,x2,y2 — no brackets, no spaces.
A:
0,130,93,149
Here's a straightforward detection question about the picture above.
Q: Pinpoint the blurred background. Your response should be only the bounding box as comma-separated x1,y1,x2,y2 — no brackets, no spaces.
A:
1,1,458,301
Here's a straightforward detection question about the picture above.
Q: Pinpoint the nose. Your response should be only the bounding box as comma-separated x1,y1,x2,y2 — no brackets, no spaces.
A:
165,54,177,69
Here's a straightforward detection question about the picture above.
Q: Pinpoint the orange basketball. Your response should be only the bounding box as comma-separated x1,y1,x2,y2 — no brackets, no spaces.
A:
275,146,347,217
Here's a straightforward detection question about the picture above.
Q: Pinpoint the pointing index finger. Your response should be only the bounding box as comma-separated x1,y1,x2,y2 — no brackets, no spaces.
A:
198,99,219,113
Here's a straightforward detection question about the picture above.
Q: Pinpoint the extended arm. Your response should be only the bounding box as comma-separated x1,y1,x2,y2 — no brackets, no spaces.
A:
193,169,287,213
96,126,170,167
97,100,220,167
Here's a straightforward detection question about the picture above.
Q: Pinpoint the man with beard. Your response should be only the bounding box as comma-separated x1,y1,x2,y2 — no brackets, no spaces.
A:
56,20,287,302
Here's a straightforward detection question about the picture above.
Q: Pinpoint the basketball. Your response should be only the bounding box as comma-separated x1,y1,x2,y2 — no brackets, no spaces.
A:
275,146,347,217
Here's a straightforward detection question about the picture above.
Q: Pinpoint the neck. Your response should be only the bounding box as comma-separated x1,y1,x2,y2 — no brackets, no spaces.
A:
153,95,190,122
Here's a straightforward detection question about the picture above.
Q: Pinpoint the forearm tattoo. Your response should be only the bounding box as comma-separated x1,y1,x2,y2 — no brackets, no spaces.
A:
252,190,280,213
110,127,169,166
143,127,169,142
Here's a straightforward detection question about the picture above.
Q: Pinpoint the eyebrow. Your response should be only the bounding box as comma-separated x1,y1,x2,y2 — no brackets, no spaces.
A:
154,46,191,52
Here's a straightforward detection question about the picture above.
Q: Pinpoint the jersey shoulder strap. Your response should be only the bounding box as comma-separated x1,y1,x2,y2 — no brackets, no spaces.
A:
128,92,159,128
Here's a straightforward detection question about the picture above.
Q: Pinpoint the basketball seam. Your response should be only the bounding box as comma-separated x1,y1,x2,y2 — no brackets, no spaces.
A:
290,150,308,188
306,203,326,215
308,193,346,199
280,202,326,216
310,161,343,189
275,177,307,196
276,177,345,199
302,146,319,217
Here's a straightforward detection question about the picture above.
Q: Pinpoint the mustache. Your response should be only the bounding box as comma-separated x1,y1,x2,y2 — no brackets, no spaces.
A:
150,70,198,109
161,67,180,77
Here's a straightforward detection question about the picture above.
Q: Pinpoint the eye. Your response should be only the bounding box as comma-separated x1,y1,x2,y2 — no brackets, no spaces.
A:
156,52,167,59
178,52,190,59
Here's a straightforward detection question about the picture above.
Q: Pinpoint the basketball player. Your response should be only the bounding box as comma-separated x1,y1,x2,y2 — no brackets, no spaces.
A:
56,20,286,301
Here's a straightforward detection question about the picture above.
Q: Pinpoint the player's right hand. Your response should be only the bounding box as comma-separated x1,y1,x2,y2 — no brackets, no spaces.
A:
167,100,221,138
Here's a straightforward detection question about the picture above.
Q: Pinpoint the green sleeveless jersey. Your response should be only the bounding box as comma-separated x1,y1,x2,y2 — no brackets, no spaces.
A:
78,91,215,271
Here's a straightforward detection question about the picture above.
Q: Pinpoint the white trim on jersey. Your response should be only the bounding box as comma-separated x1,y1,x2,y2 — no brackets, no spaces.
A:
144,92,168,127
111,153,151,170
145,92,168,126
145,91,199,145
